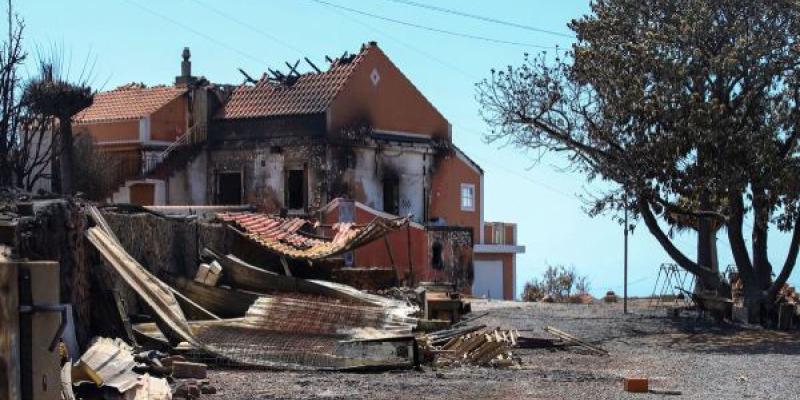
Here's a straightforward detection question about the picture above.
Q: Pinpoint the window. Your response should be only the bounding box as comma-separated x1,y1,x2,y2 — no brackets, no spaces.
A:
431,241,444,270
285,169,306,210
383,177,400,215
460,183,475,211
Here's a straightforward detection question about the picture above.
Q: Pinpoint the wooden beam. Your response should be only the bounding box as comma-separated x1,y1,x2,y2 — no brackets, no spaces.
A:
174,277,256,319
544,326,608,356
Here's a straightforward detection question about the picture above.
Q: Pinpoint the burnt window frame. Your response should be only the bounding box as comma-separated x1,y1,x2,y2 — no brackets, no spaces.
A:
284,164,307,211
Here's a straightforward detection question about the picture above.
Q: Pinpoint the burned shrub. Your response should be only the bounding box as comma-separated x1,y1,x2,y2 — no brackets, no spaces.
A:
522,264,590,302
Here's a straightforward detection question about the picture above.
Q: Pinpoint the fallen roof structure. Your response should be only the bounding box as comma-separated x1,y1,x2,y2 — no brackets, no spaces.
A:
218,212,409,261
87,207,419,371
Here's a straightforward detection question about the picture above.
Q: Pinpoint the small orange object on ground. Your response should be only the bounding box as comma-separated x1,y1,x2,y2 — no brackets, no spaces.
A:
624,377,649,393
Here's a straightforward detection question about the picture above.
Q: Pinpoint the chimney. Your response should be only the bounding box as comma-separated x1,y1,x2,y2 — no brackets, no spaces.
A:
176,47,194,86
182,47,191,77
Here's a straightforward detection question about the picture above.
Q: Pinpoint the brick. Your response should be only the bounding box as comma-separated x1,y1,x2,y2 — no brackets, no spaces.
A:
624,377,649,393
160,355,186,368
172,361,207,379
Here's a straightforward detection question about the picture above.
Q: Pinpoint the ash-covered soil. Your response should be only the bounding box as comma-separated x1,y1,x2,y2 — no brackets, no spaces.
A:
208,299,800,399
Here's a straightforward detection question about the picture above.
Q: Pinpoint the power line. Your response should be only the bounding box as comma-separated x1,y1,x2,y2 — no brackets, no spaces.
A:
186,0,307,57
311,0,479,80
309,0,560,49
382,0,575,39
121,0,573,201
119,0,268,65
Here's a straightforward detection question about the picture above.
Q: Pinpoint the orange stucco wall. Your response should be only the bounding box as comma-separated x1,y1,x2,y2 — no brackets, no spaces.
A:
328,45,450,138
75,120,139,143
474,252,515,300
430,152,481,239
73,95,186,145
150,96,187,142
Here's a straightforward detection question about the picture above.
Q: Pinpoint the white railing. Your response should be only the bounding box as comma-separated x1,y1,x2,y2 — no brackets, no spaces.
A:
142,123,207,175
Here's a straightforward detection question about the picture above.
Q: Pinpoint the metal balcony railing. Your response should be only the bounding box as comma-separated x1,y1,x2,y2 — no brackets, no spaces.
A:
141,123,207,175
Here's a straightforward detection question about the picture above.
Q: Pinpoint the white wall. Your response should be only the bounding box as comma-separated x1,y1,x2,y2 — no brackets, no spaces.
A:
167,151,208,205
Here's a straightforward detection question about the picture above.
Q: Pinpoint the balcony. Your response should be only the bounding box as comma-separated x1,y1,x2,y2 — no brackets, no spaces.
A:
475,222,525,254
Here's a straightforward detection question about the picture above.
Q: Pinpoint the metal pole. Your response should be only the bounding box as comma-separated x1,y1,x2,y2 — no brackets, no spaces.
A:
624,195,629,314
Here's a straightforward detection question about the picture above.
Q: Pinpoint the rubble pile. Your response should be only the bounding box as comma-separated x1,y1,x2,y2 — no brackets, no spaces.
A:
4,201,520,400
66,337,213,400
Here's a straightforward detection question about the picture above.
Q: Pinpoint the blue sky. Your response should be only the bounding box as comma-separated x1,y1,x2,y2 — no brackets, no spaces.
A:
14,0,799,297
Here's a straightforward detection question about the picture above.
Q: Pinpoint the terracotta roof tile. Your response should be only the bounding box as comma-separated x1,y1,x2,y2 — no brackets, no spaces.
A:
216,49,368,119
74,84,186,124
218,211,408,261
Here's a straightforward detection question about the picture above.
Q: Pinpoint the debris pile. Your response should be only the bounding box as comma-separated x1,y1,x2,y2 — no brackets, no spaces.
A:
67,337,214,400
419,326,520,368
775,284,800,329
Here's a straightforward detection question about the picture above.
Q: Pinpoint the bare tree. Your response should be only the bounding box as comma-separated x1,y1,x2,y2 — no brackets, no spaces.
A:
13,109,56,191
24,59,93,195
0,0,25,187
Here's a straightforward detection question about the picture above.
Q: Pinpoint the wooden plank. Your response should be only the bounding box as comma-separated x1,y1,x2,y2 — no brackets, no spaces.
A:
86,227,197,346
0,251,20,400
544,326,608,355
203,248,377,306
202,248,296,293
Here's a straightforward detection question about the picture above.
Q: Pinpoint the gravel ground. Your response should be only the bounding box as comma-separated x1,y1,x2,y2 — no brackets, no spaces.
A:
207,299,800,399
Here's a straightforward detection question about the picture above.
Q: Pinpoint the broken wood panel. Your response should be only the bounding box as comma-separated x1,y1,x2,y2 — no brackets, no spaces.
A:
208,249,298,293
175,277,258,318
0,251,20,400
205,248,383,307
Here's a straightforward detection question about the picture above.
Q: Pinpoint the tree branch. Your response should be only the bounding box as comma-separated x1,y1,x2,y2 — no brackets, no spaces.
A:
638,196,720,286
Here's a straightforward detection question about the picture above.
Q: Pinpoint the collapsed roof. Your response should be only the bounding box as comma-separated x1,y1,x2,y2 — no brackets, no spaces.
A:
218,211,409,261
216,50,367,119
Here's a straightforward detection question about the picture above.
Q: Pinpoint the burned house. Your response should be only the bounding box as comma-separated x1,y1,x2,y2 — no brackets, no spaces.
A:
71,42,524,299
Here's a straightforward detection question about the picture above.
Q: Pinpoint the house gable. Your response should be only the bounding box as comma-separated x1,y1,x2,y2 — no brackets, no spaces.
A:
328,44,450,139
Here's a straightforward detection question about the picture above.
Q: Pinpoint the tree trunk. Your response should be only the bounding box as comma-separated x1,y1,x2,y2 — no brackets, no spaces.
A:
58,118,73,195
695,227,723,294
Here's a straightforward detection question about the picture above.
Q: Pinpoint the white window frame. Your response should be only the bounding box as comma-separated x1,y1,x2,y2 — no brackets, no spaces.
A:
460,183,475,211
